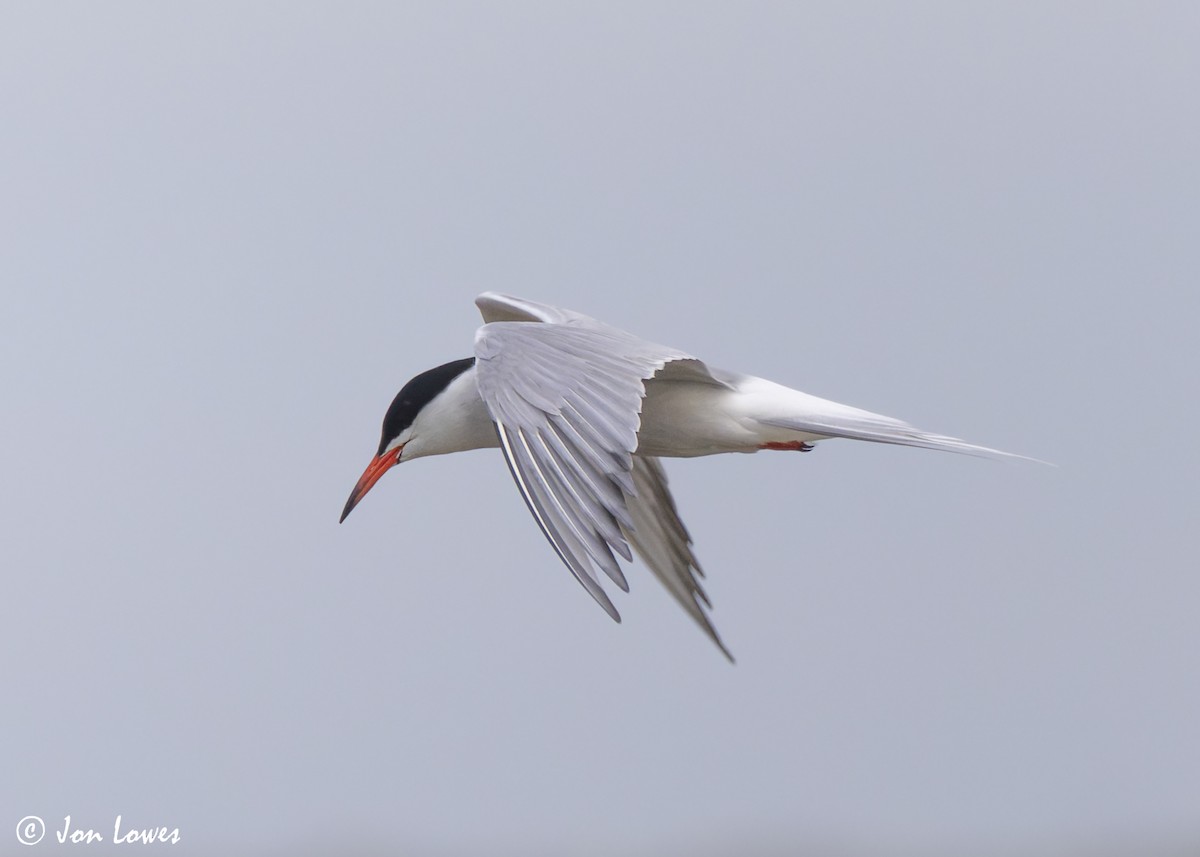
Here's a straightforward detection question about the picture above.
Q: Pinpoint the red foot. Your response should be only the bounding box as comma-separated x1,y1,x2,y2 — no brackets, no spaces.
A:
760,440,814,452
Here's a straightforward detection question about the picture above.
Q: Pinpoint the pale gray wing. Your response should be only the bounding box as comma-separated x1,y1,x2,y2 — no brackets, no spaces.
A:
473,319,694,623
476,291,604,326
623,456,732,661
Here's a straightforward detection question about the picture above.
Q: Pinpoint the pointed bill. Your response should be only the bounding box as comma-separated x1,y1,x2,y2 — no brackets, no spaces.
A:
340,449,401,523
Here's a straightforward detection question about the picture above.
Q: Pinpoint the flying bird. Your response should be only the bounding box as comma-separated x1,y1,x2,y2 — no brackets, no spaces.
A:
340,293,1025,660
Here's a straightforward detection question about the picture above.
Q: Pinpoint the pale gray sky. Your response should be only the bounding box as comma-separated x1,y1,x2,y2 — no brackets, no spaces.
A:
3,3,1198,856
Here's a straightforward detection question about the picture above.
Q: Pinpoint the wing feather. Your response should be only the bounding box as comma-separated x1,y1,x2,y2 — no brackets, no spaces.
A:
473,293,731,658
526,428,630,588
622,456,732,661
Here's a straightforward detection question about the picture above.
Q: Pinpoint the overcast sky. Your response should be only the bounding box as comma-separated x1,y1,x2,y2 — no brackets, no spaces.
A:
3,3,1199,856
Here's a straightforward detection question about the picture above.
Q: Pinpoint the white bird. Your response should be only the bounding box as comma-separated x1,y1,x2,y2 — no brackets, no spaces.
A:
340,293,1026,660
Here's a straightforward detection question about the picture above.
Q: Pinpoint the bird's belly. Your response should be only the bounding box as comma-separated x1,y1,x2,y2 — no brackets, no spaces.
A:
635,380,762,457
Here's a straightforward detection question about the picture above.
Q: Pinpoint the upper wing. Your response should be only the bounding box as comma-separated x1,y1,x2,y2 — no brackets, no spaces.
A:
473,319,687,617
476,291,605,327
472,302,729,655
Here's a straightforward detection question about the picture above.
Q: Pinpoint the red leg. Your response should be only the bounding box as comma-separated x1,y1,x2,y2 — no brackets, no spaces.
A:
759,440,814,452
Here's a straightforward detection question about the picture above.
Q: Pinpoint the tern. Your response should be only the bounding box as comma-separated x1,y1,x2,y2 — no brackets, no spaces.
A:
341,293,1025,659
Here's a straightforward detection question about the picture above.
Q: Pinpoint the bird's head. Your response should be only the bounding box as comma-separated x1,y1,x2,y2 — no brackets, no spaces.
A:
339,357,476,523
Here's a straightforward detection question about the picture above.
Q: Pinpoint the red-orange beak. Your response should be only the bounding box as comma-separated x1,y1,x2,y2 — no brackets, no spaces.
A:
339,447,402,523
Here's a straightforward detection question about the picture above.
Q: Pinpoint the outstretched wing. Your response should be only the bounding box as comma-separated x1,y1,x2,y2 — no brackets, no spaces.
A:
473,320,684,617
472,295,731,657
